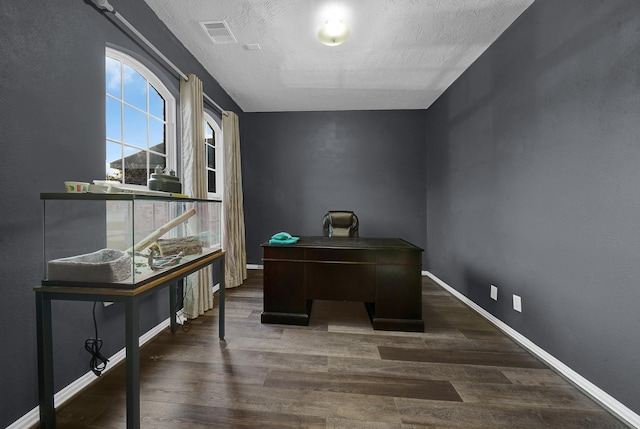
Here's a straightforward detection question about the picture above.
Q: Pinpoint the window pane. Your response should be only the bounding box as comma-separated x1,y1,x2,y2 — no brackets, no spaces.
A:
207,145,215,169
149,84,165,119
204,122,213,140
106,140,123,181
105,57,121,98
149,118,165,154
106,97,122,141
207,169,216,193
123,145,148,185
123,65,147,110
123,106,147,149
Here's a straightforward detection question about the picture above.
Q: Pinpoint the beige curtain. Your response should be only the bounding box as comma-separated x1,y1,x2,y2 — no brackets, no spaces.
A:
222,111,247,288
180,74,214,319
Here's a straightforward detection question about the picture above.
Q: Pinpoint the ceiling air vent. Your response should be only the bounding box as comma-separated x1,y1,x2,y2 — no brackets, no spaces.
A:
200,20,237,44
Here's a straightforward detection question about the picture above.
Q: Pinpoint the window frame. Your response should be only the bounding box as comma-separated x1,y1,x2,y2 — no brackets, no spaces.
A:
204,111,224,200
105,47,177,184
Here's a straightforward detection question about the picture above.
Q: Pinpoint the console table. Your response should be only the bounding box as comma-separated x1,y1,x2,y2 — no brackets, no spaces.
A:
261,237,423,332
34,251,225,429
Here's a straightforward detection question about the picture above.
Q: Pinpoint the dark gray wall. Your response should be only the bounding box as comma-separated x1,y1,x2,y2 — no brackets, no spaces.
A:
426,0,640,414
0,1,240,426
243,111,427,265
3,0,639,425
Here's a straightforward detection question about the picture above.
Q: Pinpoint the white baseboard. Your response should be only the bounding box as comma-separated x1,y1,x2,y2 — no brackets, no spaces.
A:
8,312,181,429
423,270,640,429
247,264,263,270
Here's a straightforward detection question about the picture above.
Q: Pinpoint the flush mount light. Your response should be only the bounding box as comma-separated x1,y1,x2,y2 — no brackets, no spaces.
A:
317,18,350,46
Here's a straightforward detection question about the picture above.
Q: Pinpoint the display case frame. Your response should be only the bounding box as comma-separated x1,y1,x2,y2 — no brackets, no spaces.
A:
41,193,222,289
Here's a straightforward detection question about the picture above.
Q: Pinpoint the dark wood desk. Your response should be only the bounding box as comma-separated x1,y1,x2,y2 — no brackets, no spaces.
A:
261,237,424,332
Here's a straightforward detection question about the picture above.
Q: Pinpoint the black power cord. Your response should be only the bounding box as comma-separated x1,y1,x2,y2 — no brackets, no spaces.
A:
85,302,109,377
181,279,192,332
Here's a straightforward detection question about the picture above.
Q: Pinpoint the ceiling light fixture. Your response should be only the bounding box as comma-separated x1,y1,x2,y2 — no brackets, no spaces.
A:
317,18,350,46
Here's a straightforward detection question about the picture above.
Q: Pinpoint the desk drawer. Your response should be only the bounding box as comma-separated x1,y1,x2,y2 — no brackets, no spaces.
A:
305,248,375,263
263,246,305,261
263,260,307,313
376,250,422,265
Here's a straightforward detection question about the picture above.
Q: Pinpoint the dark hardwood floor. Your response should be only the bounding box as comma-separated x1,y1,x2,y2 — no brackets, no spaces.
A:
52,270,629,428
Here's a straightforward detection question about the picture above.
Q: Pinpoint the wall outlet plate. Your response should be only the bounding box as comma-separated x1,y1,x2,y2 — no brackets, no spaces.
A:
490,285,498,301
513,294,522,312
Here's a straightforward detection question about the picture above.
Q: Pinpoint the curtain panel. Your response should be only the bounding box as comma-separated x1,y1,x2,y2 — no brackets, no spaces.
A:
223,111,247,288
180,74,214,319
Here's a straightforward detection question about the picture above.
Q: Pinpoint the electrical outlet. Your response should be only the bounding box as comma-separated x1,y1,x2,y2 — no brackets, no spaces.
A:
513,295,522,312
490,285,498,301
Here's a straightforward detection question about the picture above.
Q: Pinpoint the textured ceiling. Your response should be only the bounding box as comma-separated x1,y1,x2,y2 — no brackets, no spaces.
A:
143,0,534,112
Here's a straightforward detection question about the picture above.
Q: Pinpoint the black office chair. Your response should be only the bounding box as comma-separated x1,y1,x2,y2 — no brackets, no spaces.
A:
322,211,359,237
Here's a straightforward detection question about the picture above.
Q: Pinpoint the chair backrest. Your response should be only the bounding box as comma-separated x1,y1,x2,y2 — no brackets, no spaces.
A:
322,211,359,237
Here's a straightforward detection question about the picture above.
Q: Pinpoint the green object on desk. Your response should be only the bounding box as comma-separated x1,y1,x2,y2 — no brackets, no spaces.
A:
269,231,300,245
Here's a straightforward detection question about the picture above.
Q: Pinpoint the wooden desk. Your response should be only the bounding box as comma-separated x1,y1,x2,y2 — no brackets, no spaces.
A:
34,251,226,429
261,237,423,332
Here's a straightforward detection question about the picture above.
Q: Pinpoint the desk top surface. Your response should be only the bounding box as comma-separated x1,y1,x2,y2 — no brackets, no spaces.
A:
262,236,423,251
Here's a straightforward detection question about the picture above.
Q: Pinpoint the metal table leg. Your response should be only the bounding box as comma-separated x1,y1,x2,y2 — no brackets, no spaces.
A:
169,281,177,334
36,292,55,428
219,254,225,340
125,298,140,429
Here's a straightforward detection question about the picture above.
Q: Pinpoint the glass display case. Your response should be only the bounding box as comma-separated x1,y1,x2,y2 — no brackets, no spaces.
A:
41,193,222,288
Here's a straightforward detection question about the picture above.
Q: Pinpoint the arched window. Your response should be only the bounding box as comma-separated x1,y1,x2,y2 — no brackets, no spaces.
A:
204,111,223,200
105,47,176,185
